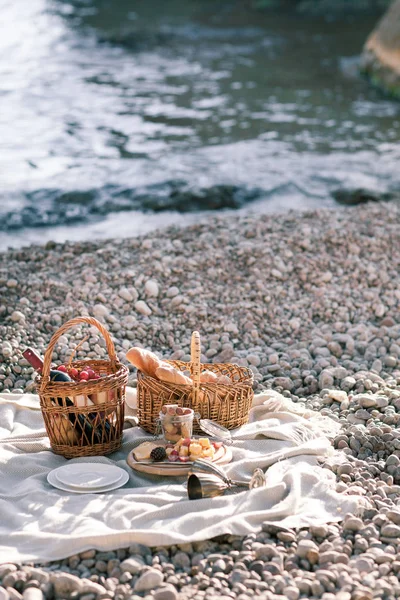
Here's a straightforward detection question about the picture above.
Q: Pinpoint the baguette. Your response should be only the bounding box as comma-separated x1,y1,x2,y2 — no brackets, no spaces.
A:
155,365,192,386
199,370,218,383
126,347,162,378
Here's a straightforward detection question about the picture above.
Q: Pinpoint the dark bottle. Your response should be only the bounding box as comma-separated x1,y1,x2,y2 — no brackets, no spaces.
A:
23,348,102,445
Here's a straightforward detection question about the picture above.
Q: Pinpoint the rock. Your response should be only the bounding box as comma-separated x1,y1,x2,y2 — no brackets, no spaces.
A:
343,517,363,531
134,300,152,317
119,287,134,302
120,558,145,575
153,586,178,600
319,371,334,389
0,588,10,600
11,311,25,322
0,566,17,579
50,573,82,596
361,0,400,98
354,394,377,408
166,286,180,298
6,589,22,600
332,188,394,206
380,523,400,537
386,509,400,524
327,390,348,403
134,569,163,592
79,580,107,595
93,304,109,319
144,280,159,297
295,539,319,559
283,586,300,600
22,589,42,600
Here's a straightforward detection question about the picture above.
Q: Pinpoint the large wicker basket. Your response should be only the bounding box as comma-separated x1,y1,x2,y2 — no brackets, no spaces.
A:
37,316,129,459
137,331,254,434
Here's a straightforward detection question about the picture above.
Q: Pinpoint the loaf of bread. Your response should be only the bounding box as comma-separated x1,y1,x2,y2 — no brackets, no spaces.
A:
126,347,162,378
155,365,192,386
216,375,232,385
199,370,218,383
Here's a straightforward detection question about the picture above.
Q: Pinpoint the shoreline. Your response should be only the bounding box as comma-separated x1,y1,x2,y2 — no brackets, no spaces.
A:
1,201,400,598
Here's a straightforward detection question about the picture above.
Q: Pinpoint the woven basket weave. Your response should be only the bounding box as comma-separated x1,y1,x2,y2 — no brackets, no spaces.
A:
137,331,254,434
37,316,129,458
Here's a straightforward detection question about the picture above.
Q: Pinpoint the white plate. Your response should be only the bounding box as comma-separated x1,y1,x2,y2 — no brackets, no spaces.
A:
47,467,129,494
55,463,124,489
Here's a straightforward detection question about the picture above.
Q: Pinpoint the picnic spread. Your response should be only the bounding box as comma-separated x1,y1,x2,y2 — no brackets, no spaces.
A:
0,317,366,564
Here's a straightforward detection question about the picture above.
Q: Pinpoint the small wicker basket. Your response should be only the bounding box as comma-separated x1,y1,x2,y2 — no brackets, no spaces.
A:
137,331,254,434
37,316,129,459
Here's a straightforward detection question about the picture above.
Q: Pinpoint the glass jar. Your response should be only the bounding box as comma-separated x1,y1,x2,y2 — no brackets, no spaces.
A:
159,405,194,443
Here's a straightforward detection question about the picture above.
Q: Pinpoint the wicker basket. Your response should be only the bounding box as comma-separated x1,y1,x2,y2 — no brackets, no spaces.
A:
137,331,254,434
38,316,129,458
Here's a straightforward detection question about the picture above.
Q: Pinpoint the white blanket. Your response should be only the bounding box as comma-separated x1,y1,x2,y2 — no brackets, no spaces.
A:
0,391,364,564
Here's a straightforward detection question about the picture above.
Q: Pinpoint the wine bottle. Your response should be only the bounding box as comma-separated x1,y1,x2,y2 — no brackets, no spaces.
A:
23,348,102,445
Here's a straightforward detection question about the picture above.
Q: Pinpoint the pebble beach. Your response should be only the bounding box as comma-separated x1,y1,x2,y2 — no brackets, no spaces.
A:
1,201,400,600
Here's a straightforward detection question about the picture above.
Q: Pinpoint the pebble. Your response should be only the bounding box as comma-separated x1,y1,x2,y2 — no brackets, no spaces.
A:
145,280,159,297
120,558,145,574
134,569,163,592
134,300,152,316
153,586,178,600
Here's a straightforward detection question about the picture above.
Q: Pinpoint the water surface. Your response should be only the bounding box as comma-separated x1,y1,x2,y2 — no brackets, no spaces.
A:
1,0,399,249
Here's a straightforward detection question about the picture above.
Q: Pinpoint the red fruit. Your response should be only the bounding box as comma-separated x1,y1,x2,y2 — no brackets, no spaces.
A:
181,438,191,447
79,371,89,381
178,456,190,463
168,449,179,462
212,441,223,449
68,367,79,380
90,373,100,380
57,365,67,373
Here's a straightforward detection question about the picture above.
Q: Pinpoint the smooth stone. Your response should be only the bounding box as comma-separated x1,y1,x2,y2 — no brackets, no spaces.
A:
11,311,25,323
354,395,377,408
343,517,363,531
120,558,145,575
134,569,163,592
50,573,82,596
295,539,319,559
380,523,400,537
153,586,178,600
0,566,17,578
92,304,109,319
22,590,43,600
119,288,134,302
0,589,10,600
386,510,400,525
327,390,348,402
135,300,152,317
144,280,159,297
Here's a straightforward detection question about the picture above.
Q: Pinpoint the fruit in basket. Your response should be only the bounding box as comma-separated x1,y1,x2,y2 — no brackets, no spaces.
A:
150,447,167,462
68,367,79,380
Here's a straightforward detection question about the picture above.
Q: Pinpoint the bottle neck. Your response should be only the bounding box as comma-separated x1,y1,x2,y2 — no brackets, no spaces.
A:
22,348,44,373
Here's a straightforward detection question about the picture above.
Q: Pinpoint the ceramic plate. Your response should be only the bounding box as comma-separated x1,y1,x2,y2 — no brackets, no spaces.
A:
47,467,129,494
127,442,232,477
55,463,124,489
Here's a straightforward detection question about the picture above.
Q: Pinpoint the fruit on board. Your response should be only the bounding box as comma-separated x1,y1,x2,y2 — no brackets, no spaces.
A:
150,447,167,462
133,441,160,461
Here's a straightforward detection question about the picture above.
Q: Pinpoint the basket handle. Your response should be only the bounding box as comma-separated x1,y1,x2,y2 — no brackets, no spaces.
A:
190,331,201,403
40,316,117,385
